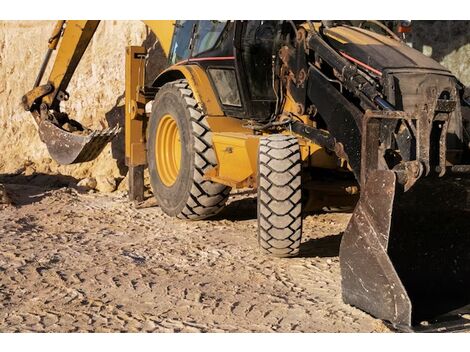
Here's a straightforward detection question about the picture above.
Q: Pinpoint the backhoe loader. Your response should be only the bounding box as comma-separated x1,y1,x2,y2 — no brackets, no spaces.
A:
22,20,470,331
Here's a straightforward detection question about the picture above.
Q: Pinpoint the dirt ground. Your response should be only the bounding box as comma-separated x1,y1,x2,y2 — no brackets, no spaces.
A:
0,174,388,332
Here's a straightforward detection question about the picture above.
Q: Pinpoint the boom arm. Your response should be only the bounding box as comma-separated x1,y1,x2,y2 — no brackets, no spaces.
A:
22,20,175,164
43,20,100,110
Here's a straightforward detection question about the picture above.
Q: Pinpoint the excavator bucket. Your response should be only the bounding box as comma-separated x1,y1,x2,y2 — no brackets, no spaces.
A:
37,119,120,165
339,105,470,330
300,26,470,329
341,170,470,330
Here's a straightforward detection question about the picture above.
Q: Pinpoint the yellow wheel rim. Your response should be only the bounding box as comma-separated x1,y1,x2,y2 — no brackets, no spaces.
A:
156,114,182,187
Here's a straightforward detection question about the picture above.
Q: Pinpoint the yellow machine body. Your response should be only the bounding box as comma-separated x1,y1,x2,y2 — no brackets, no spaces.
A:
23,20,356,199
124,47,344,195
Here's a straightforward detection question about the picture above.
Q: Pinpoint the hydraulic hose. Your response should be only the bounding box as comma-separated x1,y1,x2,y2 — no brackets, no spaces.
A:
306,28,394,111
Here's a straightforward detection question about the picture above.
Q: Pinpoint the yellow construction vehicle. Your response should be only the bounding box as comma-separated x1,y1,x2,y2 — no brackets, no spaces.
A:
22,20,470,331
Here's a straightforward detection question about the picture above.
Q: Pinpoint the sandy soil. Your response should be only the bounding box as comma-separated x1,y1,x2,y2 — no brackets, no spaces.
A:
0,174,388,332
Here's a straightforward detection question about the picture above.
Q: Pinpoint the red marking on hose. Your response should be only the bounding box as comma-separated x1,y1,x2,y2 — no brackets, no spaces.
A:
340,51,382,76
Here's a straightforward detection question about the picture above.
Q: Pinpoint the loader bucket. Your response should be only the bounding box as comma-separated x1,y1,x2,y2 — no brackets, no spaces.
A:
37,119,120,165
340,169,470,330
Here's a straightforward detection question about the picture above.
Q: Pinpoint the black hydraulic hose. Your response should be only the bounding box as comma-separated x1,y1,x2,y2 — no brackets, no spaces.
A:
33,48,53,88
374,96,395,111
290,120,336,151
307,29,395,111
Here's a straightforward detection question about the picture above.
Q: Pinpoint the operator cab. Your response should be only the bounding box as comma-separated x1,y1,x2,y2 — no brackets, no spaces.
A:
167,20,282,122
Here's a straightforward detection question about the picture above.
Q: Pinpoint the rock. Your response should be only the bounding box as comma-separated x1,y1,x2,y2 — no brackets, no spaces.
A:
117,173,129,192
23,160,37,176
77,177,97,190
96,175,117,193
0,184,12,205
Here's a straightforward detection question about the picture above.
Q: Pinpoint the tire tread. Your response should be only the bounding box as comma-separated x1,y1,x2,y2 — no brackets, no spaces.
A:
257,135,302,257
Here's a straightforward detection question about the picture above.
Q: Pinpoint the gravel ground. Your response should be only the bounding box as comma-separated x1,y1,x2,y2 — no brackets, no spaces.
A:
0,174,388,332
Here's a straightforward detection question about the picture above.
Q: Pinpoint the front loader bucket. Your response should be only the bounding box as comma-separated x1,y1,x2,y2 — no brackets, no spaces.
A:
340,169,470,330
37,120,120,165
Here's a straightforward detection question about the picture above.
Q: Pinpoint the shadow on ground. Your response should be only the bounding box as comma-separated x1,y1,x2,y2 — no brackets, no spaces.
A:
214,195,258,221
0,173,79,206
299,233,343,258
214,195,345,259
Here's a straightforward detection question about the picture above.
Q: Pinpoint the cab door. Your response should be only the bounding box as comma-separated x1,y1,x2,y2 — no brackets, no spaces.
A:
234,20,280,122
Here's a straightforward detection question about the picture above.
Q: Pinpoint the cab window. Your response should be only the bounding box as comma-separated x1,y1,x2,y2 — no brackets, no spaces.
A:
169,20,197,65
193,20,227,56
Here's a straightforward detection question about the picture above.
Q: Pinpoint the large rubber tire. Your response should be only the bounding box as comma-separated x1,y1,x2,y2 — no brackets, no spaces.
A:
257,135,302,257
147,79,231,220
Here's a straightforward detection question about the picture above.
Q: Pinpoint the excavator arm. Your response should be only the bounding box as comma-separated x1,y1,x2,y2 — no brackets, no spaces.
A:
22,20,174,165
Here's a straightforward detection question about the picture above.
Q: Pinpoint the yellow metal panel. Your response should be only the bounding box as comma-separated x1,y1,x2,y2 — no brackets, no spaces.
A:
299,140,339,169
209,131,341,189
125,46,147,166
206,116,252,133
143,20,175,57
325,26,400,47
159,65,224,116
210,132,260,187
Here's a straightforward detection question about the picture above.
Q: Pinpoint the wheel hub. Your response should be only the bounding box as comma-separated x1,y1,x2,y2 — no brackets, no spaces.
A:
156,114,182,187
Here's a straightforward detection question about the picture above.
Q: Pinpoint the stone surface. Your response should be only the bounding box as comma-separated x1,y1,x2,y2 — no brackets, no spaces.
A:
95,175,117,193
410,21,470,86
77,177,97,190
